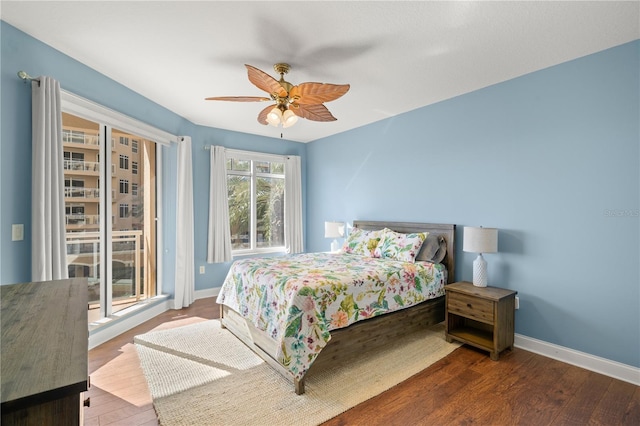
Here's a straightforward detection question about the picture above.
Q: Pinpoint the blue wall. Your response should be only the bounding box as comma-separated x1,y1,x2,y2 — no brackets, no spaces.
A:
306,41,640,368
0,22,307,296
189,124,307,291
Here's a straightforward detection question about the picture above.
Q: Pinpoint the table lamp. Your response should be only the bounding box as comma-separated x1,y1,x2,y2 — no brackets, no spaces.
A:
463,226,498,287
324,221,345,252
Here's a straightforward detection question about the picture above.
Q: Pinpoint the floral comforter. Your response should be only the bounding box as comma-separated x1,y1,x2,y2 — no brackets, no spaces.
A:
216,252,446,380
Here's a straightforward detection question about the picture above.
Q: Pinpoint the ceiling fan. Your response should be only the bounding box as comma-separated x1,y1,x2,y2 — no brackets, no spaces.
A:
206,63,350,128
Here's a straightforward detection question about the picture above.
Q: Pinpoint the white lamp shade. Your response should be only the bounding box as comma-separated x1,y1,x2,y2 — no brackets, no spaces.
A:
324,221,345,238
463,226,498,254
266,107,282,126
282,109,298,128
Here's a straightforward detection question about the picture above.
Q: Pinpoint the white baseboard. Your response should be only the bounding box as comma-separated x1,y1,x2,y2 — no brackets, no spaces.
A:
89,297,172,350
195,287,220,300
515,333,640,386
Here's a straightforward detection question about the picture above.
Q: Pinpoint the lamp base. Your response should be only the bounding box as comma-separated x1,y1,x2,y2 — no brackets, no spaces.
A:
330,239,340,252
472,253,488,287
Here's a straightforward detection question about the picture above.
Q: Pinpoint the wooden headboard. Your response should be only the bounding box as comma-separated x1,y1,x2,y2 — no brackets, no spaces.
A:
353,220,456,284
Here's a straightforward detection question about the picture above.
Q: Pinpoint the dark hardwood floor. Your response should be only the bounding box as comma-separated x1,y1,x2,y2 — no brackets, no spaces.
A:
85,297,640,425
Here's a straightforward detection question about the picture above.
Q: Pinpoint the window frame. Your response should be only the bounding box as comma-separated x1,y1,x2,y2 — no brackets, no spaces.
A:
225,149,286,256
61,89,178,313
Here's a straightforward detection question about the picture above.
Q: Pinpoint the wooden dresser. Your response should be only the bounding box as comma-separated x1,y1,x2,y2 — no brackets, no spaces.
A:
1,278,88,425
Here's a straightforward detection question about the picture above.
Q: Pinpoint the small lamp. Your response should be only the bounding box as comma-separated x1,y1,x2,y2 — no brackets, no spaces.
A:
463,226,498,287
324,221,345,252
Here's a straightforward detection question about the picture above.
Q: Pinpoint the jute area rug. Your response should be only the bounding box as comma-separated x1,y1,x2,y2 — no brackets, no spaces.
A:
134,319,460,426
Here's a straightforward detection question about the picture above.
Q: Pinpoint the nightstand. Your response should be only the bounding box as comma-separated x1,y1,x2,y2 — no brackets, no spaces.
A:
445,281,517,360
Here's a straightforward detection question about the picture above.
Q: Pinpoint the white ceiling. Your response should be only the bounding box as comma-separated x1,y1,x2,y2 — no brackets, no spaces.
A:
2,1,639,143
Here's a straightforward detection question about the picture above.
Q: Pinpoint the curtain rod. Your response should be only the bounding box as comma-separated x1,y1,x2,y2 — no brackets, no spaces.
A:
17,70,41,84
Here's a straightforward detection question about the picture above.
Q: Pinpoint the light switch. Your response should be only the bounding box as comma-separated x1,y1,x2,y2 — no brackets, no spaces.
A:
12,224,24,241
199,266,205,274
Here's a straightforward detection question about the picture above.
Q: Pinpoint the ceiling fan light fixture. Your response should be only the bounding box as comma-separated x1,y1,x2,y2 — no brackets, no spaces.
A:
266,106,283,126
282,109,298,128
206,63,349,128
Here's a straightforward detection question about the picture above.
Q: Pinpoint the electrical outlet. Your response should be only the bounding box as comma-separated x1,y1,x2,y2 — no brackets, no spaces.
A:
12,224,24,241
515,296,520,310
199,265,205,274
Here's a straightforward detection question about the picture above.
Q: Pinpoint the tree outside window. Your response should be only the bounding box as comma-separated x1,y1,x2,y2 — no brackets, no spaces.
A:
226,156,284,252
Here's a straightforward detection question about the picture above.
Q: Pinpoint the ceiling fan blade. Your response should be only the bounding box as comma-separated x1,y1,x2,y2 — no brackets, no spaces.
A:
205,96,271,102
245,64,287,98
289,83,350,105
291,103,337,122
257,104,274,125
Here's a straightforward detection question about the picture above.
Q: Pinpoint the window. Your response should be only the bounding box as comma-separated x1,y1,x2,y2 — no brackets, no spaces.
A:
66,204,85,215
64,151,85,170
132,140,138,153
132,161,138,175
65,204,85,225
65,178,85,198
119,179,129,194
132,204,141,218
61,93,173,324
226,152,285,252
132,183,138,196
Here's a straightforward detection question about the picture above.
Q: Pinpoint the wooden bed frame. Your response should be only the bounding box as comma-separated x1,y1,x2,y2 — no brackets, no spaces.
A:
220,220,456,394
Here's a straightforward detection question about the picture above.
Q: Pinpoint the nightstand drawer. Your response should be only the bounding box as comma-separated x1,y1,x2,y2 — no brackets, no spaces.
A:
448,292,494,324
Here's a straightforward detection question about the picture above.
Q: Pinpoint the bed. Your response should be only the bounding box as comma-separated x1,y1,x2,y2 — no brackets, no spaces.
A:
217,220,456,394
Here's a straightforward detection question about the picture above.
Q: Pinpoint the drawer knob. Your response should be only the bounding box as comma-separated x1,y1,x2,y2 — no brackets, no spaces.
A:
467,303,472,308
84,397,90,407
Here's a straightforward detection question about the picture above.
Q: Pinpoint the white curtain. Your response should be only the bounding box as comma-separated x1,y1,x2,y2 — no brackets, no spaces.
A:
284,155,304,253
174,136,195,309
207,146,232,263
32,76,68,282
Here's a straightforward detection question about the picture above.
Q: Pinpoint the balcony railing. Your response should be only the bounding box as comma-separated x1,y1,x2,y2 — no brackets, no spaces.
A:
63,131,99,146
66,214,100,226
66,230,146,305
64,159,100,172
65,186,99,199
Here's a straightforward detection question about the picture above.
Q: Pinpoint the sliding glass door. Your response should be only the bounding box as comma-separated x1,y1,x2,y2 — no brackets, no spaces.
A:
62,113,157,323
110,128,157,315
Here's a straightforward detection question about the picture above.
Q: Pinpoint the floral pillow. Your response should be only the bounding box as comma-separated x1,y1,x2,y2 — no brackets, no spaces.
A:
374,230,428,263
342,228,387,257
